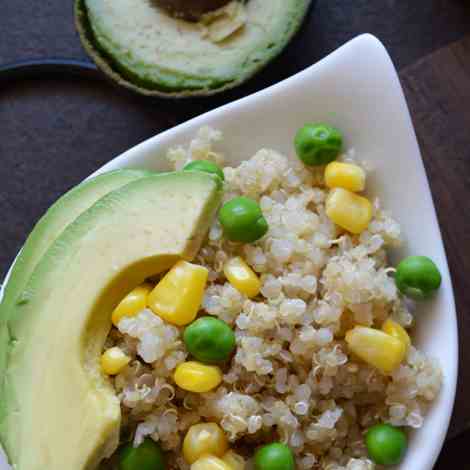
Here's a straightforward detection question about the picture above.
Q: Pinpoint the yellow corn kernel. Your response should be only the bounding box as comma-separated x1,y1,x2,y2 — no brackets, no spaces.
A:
345,326,406,374
325,188,372,234
100,347,130,375
174,361,222,393
111,283,153,326
223,257,261,298
222,450,245,470
183,423,228,464
148,260,208,326
191,455,233,470
325,162,366,192
382,319,411,352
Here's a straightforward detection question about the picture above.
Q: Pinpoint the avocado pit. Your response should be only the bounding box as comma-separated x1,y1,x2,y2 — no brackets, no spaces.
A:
154,0,232,21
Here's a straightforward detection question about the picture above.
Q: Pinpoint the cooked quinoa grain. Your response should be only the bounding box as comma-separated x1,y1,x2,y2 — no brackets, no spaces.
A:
105,127,442,469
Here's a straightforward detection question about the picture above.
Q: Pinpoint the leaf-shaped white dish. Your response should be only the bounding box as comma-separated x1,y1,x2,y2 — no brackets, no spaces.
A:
0,34,457,470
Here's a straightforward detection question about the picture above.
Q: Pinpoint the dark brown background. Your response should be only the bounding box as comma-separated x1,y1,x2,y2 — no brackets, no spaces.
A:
1,0,470,466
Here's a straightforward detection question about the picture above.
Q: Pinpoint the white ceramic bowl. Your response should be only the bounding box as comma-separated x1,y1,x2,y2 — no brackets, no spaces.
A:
1,34,457,469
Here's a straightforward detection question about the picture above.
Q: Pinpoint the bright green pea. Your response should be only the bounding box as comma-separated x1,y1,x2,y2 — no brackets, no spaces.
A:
183,160,225,181
254,443,295,470
119,438,166,470
184,316,236,363
218,196,268,243
395,256,442,300
294,123,343,166
366,423,407,466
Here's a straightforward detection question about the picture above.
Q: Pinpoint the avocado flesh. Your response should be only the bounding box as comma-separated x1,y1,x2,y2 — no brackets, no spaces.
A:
78,0,311,95
0,169,151,383
0,172,222,470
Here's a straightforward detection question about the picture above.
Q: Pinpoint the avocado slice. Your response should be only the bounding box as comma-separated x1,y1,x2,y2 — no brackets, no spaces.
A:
1,169,151,312
0,169,151,382
75,0,312,97
0,171,222,469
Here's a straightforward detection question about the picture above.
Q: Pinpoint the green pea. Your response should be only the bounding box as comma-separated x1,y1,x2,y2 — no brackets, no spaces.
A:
218,196,268,243
366,423,407,466
395,256,442,300
119,438,166,470
184,316,236,363
254,443,295,470
294,123,343,166
183,160,225,181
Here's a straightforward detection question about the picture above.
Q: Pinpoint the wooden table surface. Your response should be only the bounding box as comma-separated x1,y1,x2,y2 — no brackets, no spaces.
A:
1,0,470,466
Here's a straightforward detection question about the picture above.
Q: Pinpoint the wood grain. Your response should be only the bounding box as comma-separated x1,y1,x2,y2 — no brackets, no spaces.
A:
400,37,470,439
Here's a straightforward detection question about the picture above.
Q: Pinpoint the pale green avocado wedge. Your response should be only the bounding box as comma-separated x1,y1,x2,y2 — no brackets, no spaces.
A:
0,171,222,470
0,169,151,379
75,0,312,97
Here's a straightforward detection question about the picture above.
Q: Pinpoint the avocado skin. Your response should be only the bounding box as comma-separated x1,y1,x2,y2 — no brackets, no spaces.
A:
75,0,313,98
155,0,232,21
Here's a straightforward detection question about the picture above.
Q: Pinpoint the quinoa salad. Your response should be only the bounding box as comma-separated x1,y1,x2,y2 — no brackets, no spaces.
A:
102,126,443,470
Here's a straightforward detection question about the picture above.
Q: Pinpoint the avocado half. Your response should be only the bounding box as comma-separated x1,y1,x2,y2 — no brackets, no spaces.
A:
75,0,312,97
